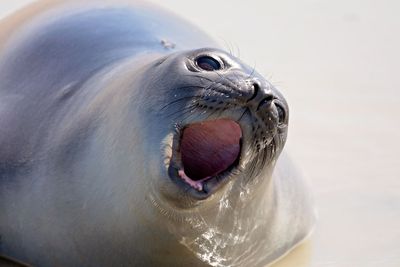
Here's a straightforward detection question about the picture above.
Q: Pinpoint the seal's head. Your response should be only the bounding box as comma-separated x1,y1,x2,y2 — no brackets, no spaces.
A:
137,48,288,204
125,49,291,265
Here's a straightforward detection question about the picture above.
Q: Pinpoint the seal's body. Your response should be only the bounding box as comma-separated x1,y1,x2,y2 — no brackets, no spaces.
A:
0,1,315,266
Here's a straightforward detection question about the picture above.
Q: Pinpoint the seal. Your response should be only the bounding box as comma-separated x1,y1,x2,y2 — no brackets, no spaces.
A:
0,1,316,266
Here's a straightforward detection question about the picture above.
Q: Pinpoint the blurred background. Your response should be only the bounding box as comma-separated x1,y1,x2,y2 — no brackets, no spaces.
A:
1,1,399,266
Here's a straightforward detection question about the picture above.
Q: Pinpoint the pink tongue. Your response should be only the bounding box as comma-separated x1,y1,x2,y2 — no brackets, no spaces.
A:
180,119,242,181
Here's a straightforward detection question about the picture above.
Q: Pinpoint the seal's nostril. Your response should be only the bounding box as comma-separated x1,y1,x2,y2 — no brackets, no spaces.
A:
275,102,286,124
247,83,259,102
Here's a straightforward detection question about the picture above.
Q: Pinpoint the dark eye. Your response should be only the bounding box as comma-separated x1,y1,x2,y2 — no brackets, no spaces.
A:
195,56,221,71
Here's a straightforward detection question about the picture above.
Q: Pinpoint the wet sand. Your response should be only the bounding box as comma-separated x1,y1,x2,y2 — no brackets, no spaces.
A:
1,1,399,266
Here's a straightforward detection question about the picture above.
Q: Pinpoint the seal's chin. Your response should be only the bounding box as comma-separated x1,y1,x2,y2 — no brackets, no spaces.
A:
168,119,243,199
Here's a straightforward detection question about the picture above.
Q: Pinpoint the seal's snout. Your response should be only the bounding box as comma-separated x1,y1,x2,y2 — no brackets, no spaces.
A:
247,81,273,109
246,80,288,125
178,119,242,191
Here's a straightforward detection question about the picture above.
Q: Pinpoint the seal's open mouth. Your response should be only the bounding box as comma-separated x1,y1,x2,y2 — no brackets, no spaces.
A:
169,119,242,196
